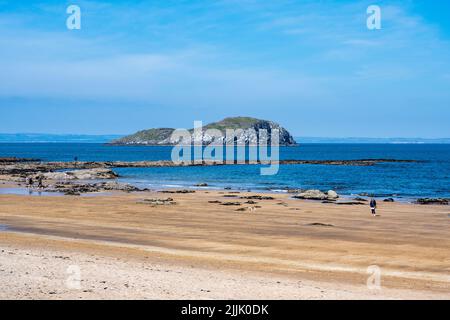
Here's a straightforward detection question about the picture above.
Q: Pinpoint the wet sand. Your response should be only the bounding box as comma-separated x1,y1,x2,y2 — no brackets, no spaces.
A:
0,188,449,299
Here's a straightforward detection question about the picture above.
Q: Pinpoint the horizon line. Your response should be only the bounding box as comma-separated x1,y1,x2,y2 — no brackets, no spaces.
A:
0,133,449,141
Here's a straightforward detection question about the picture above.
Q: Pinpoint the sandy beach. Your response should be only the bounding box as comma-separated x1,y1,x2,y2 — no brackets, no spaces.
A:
0,186,449,300
2,0,450,304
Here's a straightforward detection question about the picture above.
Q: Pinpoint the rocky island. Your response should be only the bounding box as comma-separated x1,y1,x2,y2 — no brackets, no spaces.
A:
110,116,298,146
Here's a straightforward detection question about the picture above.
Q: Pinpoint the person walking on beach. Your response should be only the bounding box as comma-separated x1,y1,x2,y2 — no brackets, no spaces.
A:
37,174,44,189
370,198,377,216
26,176,33,188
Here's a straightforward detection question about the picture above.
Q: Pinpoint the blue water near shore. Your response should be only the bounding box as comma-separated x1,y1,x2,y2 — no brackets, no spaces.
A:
1,143,449,199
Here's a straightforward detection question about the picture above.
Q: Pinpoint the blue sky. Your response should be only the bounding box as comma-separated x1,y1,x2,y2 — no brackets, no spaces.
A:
1,0,449,137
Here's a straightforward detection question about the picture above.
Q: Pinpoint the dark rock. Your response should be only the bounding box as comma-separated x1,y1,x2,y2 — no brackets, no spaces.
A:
415,198,449,205
384,198,395,202
335,201,366,205
221,202,242,206
0,157,40,163
159,190,195,194
306,223,334,227
195,183,208,187
240,195,275,200
64,190,81,196
138,198,177,206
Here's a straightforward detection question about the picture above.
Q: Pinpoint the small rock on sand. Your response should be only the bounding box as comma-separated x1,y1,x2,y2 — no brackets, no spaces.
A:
137,198,177,206
159,190,195,194
240,195,274,200
307,223,334,227
221,202,241,206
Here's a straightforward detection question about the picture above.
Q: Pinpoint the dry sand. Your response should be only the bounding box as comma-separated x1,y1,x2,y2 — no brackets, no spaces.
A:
0,188,449,299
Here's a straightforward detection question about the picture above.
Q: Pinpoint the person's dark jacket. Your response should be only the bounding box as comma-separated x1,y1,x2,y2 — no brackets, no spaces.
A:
370,199,377,208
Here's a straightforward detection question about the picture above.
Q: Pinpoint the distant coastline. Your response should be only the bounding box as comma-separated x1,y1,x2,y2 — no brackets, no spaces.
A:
0,133,449,144
0,133,123,143
295,137,450,144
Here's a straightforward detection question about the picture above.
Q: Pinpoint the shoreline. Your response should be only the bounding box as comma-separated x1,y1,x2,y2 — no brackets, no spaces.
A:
0,182,438,204
2,156,448,202
2,155,449,202
1,177,447,205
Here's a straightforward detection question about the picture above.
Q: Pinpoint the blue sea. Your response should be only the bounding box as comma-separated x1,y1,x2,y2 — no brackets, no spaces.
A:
1,143,449,200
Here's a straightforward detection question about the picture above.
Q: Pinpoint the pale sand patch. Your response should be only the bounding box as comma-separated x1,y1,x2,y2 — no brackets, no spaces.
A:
0,241,443,300
0,190,449,299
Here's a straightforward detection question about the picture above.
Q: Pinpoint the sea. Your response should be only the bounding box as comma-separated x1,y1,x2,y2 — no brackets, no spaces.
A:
0,143,449,200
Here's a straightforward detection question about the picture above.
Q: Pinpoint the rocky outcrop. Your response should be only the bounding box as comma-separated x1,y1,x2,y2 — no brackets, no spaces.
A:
415,198,449,205
110,117,298,146
0,159,420,177
36,169,118,181
293,189,339,201
0,157,40,163
326,190,339,199
46,181,145,195
294,190,328,200
99,182,144,192
240,195,275,200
